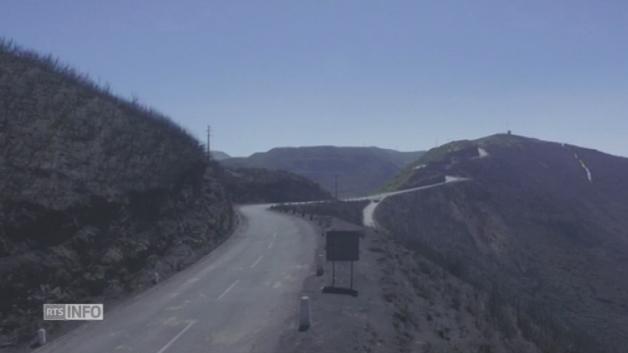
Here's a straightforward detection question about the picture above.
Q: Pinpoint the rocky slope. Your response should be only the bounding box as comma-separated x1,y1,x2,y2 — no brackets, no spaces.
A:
0,41,234,346
222,167,331,203
222,146,423,197
376,134,628,353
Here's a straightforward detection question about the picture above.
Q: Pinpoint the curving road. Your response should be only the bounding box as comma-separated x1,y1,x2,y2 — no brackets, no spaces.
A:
35,205,318,353
361,175,470,227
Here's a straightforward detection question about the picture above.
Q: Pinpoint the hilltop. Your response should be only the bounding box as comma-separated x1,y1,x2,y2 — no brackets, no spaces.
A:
222,146,423,197
211,151,231,160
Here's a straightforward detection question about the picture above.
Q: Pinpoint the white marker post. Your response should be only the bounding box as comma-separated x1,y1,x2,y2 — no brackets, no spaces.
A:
298,296,311,331
37,328,46,346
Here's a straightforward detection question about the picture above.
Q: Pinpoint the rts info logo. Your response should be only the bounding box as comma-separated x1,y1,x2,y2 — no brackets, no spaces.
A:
43,304,104,321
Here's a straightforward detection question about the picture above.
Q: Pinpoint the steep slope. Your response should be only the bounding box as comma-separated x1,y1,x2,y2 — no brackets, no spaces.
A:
222,146,423,197
0,41,233,345
375,134,628,353
222,167,331,203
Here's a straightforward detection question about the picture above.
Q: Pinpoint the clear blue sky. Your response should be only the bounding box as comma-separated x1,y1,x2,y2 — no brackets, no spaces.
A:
2,0,627,157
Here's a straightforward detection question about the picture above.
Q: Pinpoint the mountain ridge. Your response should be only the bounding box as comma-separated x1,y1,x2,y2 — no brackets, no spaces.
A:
222,167,332,203
222,145,424,197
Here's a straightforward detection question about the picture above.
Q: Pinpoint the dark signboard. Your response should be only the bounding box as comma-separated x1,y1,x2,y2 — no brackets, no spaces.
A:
326,230,361,261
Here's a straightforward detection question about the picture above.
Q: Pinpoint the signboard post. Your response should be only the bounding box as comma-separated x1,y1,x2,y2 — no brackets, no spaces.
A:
324,228,361,296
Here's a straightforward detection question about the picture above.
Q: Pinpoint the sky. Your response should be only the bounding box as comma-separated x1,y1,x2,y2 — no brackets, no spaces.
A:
1,0,627,157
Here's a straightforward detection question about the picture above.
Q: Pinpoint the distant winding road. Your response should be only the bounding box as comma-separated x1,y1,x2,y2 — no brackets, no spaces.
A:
35,205,318,353
359,176,470,228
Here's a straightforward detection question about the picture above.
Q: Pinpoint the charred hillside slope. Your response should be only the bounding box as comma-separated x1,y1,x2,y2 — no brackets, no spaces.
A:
377,134,628,353
0,41,233,344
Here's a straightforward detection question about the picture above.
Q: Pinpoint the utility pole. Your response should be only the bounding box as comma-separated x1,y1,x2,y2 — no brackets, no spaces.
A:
206,125,211,161
334,174,338,199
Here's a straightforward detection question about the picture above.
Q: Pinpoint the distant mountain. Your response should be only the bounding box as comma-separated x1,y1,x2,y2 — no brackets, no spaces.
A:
222,167,331,204
0,40,233,345
211,150,231,160
376,134,628,352
222,146,424,197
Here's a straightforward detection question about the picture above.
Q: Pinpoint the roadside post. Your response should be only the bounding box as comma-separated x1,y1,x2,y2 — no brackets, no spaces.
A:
37,328,46,346
316,253,324,276
299,296,311,331
153,271,160,284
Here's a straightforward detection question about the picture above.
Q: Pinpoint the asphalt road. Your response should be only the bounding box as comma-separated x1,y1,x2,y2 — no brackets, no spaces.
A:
35,205,318,353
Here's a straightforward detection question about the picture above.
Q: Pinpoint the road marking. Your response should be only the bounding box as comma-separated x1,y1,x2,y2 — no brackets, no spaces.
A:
183,277,199,286
155,320,197,353
251,255,264,268
217,280,239,300
268,234,276,249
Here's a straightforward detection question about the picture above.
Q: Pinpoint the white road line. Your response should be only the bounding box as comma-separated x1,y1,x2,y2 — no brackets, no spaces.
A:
155,320,197,353
217,280,239,300
267,234,276,249
250,255,264,268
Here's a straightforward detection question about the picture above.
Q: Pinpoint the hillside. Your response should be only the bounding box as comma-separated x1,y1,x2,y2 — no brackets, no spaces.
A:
275,200,543,353
222,167,331,203
222,146,423,197
374,134,628,353
0,41,234,345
